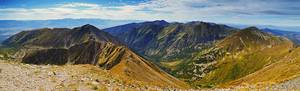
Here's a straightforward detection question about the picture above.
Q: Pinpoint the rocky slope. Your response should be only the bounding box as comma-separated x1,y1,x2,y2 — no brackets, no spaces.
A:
173,27,294,87
104,20,236,61
1,24,188,89
0,61,184,91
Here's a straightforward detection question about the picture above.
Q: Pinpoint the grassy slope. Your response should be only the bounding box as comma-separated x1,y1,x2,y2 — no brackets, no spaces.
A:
222,47,300,87
109,48,189,89
0,46,18,60
158,27,297,89
185,27,294,87
194,42,292,87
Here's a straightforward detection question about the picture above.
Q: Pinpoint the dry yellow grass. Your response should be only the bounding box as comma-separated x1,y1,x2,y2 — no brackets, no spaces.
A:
109,48,189,89
222,47,300,87
160,60,183,70
191,28,294,87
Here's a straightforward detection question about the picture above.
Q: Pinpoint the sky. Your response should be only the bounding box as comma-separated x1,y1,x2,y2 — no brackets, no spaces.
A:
0,0,299,28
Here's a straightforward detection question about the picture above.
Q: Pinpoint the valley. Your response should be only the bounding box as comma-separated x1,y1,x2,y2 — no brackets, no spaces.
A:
1,0,300,90
0,21,300,90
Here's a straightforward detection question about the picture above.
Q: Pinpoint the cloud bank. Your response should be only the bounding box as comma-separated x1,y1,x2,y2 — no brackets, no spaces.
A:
0,0,299,26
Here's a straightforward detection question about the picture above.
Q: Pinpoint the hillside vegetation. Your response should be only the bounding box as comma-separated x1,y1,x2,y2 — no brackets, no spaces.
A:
223,47,300,87
104,21,236,61
173,27,294,87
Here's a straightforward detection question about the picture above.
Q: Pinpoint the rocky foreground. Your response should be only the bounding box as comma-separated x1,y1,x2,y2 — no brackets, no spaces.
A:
1,60,300,91
0,60,174,91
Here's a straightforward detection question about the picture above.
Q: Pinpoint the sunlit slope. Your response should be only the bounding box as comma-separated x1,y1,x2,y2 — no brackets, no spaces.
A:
222,47,300,87
175,27,294,87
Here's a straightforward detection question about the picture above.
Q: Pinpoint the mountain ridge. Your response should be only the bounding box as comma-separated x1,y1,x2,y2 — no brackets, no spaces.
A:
1,24,189,88
104,20,237,61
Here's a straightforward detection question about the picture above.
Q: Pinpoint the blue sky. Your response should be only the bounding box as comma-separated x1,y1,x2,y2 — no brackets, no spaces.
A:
0,0,299,28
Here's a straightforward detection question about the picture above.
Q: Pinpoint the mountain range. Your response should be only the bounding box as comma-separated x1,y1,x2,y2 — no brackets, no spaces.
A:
0,18,140,42
262,28,300,45
104,20,236,61
1,20,300,90
103,21,300,88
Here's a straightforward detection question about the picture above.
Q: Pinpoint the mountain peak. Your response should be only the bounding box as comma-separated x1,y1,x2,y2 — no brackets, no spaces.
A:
82,24,94,27
239,27,268,37
81,24,99,30
217,26,291,52
186,21,215,25
143,20,169,26
72,24,103,35
153,20,167,23
72,24,100,32
244,26,259,31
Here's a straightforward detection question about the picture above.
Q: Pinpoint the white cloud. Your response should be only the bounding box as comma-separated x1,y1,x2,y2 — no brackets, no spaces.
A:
0,0,299,26
59,2,100,8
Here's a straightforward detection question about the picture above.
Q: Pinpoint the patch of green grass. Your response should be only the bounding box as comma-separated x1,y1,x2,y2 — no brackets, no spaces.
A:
0,46,19,60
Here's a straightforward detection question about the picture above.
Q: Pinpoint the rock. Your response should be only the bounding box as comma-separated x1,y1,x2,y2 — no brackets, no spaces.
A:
95,79,100,82
91,81,99,85
47,72,52,76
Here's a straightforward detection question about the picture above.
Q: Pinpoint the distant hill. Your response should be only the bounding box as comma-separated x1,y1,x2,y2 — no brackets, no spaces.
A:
1,24,188,88
0,18,140,42
2,24,121,48
0,30,12,42
227,24,300,45
262,28,300,45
